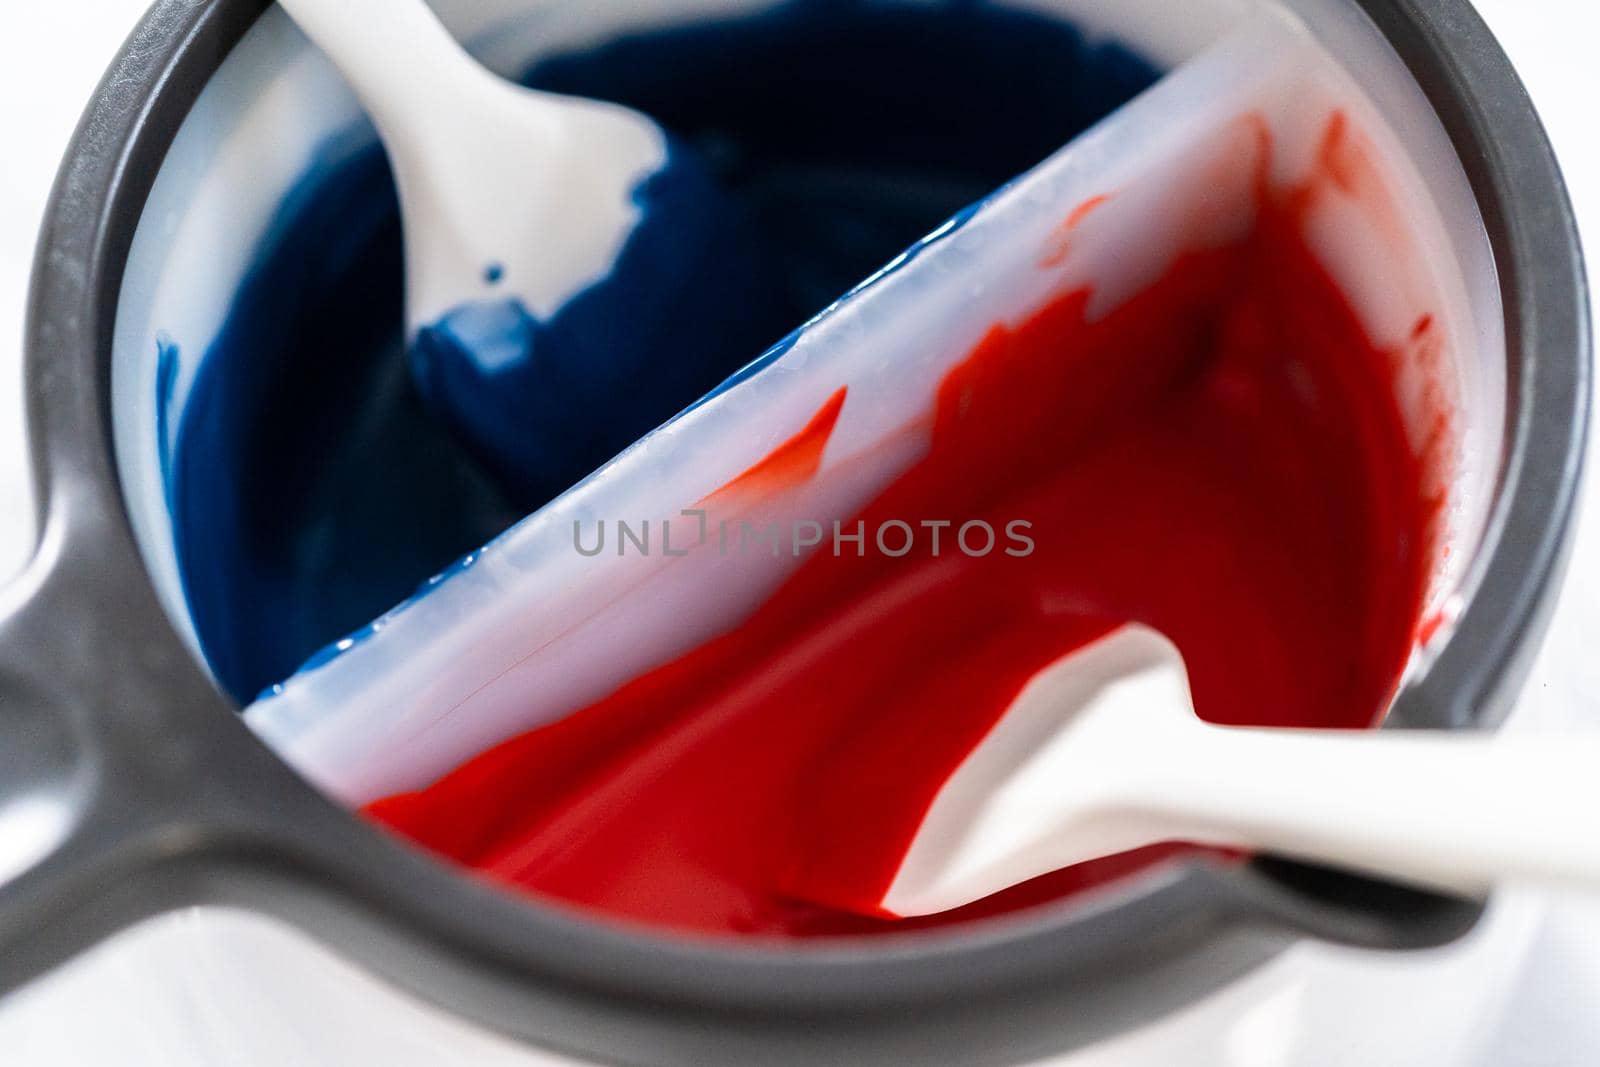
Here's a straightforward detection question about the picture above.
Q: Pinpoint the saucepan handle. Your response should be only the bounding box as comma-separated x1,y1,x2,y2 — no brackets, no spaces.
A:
0,535,241,994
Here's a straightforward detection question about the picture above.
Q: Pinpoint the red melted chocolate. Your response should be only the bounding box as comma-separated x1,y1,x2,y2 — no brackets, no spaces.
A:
368,124,1440,938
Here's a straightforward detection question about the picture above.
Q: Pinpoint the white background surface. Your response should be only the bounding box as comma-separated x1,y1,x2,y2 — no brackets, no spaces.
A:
2,1,1600,1064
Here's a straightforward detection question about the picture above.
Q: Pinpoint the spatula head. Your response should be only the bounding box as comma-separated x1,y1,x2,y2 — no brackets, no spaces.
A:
882,623,1197,917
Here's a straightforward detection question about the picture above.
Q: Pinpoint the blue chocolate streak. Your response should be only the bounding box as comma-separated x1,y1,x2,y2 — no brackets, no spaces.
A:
164,0,1160,705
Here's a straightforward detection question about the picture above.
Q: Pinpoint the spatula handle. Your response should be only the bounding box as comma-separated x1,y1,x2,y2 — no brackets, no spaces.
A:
1133,726,1600,896
275,0,491,137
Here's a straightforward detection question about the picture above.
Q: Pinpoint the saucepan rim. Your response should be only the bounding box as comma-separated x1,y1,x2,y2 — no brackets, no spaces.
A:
1,0,1587,1061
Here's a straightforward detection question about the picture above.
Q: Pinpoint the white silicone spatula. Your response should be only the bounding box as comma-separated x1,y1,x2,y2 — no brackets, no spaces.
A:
882,625,1600,918
275,0,665,333
275,0,774,502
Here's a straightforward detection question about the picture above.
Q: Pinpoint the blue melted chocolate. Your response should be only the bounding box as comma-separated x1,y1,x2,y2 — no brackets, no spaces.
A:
164,0,1160,704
